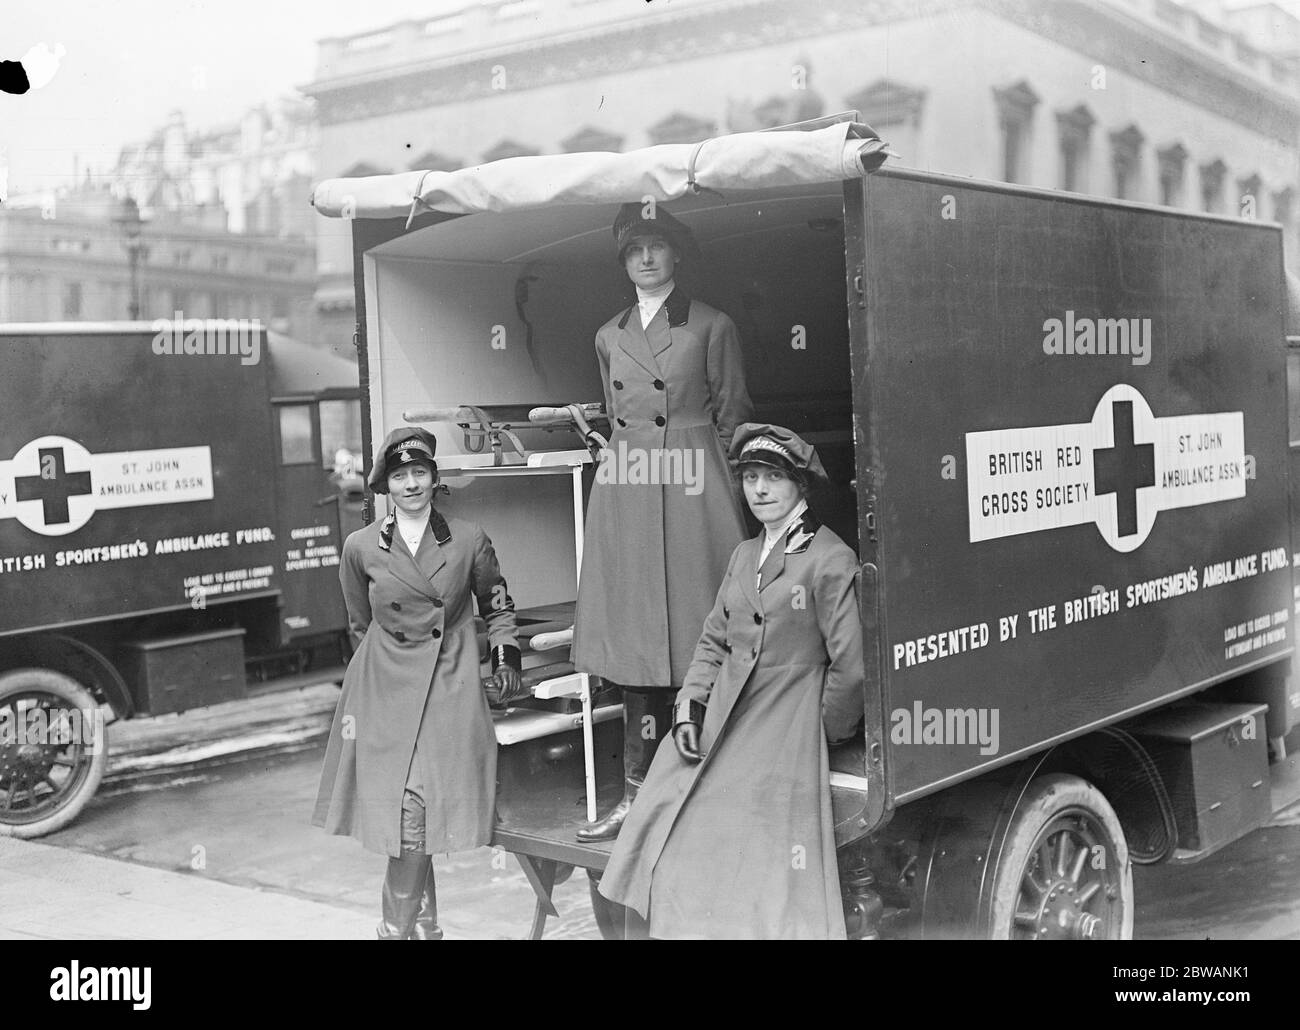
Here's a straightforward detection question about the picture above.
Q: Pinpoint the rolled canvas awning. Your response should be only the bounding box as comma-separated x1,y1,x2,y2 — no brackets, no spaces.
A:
311,120,892,222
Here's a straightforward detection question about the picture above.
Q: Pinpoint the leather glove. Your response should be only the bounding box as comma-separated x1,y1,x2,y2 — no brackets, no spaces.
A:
674,722,703,762
493,665,525,704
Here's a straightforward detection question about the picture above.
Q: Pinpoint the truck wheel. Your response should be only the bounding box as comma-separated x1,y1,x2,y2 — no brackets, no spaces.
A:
0,669,108,839
989,773,1133,940
586,871,626,941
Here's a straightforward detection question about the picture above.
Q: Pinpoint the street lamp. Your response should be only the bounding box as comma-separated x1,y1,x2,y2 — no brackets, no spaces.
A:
113,196,149,320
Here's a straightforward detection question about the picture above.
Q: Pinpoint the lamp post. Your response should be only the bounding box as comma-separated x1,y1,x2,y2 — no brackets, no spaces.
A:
113,196,148,320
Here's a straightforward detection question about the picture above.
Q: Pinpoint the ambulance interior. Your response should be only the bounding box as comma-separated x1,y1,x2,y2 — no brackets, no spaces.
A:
363,181,867,798
363,181,858,596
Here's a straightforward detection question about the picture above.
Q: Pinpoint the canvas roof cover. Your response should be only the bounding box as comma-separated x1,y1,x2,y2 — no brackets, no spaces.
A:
310,120,891,222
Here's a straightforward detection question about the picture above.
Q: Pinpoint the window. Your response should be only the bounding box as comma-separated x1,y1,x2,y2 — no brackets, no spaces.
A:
1110,125,1144,201
1288,351,1300,446
1274,188,1294,227
1056,105,1094,193
1157,143,1187,207
845,78,927,169
993,80,1039,184
1237,175,1262,219
320,399,363,471
62,281,82,319
1200,159,1227,214
278,404,315,465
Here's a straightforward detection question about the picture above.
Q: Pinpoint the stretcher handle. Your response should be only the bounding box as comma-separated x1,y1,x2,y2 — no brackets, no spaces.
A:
529,627,573,651
528,403,608,461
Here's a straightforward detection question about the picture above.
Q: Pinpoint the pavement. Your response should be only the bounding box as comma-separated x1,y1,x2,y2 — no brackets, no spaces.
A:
0,834,374,940
0,672,376,940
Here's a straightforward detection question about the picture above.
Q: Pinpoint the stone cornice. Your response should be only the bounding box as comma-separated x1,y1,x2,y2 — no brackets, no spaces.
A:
306,0,1300,139
305,0,960,126
989,0,1299,137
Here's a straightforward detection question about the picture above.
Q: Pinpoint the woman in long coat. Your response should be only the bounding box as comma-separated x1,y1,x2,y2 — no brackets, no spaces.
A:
572,202,753,841
598,424,865,938
313,427,523,939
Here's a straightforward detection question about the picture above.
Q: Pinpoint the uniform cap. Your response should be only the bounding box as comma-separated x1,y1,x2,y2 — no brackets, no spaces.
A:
368,426,438,493
612,202,701,261
729,422,828,484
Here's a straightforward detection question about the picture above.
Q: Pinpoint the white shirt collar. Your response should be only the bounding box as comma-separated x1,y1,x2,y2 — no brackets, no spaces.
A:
394,503,431,525
635,279,675,327
394,503,431,552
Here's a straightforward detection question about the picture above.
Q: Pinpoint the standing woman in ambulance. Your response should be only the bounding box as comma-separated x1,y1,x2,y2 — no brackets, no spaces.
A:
313,427,524,939
572,203,753,841
598,424,865,938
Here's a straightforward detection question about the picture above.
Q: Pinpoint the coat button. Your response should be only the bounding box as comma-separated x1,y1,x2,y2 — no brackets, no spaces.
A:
433,598,443,608
617,417,627,428
723,606,730,618
613,379,624,390
394,630,406,642
722,641,732,653
751,647,757,658
431,628,441,639
390,602,401,611
654,415,665,427
753,612,763,624
653,379,664,390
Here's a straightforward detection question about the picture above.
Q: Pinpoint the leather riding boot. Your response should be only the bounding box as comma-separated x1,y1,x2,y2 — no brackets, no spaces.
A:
576,775,642,842
577,686,671,841
376,853,431,940
410,866,444,940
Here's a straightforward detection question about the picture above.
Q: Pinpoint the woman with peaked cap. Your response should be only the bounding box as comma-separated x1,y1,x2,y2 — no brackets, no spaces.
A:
572,202,754,841
598,424,865,939
313,426,523,940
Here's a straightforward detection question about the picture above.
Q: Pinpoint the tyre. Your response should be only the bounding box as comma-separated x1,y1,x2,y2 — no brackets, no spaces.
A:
0,668,109,839
586,871,626,941
989,773,1133,940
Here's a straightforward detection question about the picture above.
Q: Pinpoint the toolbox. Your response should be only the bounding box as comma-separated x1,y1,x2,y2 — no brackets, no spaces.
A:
119,627,247,716
1125,700,1271,858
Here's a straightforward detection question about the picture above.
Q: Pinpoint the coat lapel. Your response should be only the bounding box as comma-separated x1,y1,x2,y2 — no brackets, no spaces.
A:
758,509,819,592
757,539,787,593
615,304,663,377
737,536,763,610
646,286,690,357
379,508,449,598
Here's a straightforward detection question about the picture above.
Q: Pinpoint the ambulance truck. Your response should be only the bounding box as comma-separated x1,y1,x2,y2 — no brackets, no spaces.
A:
313,115,1300,938
0,323,361,837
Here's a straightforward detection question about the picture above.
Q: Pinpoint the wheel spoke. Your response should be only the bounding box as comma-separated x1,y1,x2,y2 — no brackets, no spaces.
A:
48,755,76,768
1077,881,1101,905
1069,841,1089,884
1054,831,1070,878
1037,840,1053,878
1014,907,1041,928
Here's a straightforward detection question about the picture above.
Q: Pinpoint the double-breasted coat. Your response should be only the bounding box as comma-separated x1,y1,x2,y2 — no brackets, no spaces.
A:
312,508,518,857
598,511,865,939
572,287,753,687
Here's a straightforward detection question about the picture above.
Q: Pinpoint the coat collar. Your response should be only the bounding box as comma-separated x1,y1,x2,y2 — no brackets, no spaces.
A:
615,286,691,375
757,508,822,592
616,285,691,330
378,507,450,597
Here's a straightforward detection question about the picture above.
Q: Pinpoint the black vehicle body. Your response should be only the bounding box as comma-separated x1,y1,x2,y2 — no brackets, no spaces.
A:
0,322,361,837
341,135,1300,938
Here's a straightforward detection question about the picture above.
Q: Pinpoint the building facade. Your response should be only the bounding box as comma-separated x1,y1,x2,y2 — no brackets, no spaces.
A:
112,98,318,241
304,0,1300,352
0,194,315,331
